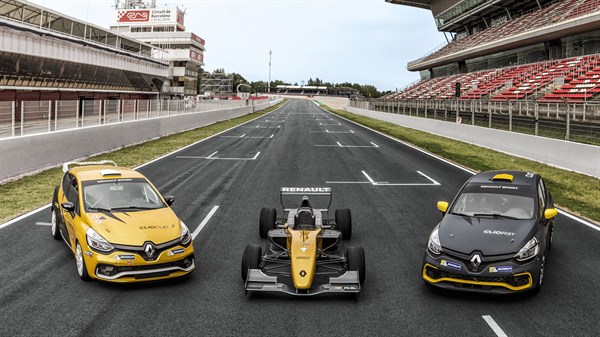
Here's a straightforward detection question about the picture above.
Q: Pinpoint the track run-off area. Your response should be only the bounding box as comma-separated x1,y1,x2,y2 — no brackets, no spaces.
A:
1,99,598,337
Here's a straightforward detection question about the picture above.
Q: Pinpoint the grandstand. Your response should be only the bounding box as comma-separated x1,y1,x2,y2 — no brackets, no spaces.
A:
386,0,600,102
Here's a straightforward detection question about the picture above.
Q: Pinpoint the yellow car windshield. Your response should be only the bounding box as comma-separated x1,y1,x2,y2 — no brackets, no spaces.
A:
82,178,166,212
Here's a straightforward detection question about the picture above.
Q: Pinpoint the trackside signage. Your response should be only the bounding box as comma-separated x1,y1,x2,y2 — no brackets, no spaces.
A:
281,187,331,193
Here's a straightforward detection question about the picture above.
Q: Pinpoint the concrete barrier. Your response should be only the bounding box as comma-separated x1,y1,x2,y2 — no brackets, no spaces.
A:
345,106,600,178
0,100,281,181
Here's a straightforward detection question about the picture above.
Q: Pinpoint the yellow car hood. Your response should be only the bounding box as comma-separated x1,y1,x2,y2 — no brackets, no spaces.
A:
85,208,182,246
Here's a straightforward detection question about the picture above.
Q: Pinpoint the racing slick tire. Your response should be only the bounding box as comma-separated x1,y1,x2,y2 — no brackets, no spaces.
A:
259,208,277,239
335,208,352,240
242,244,262,282
346,246,365,285
75,241,91,281
51,186,61,240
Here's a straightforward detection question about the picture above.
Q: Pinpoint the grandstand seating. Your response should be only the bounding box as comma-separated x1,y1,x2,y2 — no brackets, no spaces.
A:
420,0,598,64
387,54,600,102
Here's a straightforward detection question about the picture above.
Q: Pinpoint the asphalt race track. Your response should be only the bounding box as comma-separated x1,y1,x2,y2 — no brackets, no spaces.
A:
1,99,599,337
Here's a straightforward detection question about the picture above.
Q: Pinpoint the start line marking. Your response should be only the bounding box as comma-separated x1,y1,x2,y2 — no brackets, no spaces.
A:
326,170,441,186
310,130,355,134
221,134,274,139
315,142,379,148
177,151,261,161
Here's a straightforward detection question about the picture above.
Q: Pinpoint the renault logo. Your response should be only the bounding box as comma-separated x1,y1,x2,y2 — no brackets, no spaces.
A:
144,243,156,258
470,254,482,269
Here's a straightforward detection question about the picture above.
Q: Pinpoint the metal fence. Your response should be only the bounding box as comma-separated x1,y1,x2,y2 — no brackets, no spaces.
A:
0,98,272,139
351,99,600,146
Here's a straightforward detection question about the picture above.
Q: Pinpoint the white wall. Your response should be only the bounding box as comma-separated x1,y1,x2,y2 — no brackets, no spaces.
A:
345,107,600,178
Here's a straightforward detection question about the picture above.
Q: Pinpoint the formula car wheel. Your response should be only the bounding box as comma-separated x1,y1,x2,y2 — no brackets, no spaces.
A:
259,208,277,239
335,208,352,240
346,246,365,285
242,244,262,282
75,242,91,281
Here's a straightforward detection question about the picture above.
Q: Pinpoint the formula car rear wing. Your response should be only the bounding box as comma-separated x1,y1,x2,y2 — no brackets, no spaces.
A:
62,160,117,173
280,187,332,212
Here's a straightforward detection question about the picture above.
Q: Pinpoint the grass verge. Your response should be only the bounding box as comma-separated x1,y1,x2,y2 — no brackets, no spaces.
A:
324,105,600,223
0,101,286,223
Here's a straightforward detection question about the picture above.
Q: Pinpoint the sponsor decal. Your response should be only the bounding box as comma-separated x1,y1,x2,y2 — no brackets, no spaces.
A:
95,178,133,184
140,225,169,230
168,248,185,256
489,266,513,273
440,259,462,271
99,216,107,220
296,256,310,259
95,220,102,224
281,187,331,193
299,270,307,277
484,230,516,236
343,286,358,290
91,214,99,219
116,254,135,260
300,247,308,253
297,241,310,245
84,251,93,257
480,185,519,190
525,172,534,178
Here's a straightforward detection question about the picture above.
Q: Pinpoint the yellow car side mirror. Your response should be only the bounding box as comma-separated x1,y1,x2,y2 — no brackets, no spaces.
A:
544,208,558,220
437,201,449,214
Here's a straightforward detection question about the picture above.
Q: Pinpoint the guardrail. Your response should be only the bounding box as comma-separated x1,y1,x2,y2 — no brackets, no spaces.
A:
350,98,600,146
0,98,272,139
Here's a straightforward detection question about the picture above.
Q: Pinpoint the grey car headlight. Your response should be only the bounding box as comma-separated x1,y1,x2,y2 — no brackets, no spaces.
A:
428,227,443,255
514,237,539,261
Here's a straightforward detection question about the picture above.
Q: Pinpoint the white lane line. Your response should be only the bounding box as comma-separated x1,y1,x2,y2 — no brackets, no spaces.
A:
207,151,218,159
0,206,49,230
558,210,600,232
362,171,376,184
319,123,341,126
417,171,441,186
252,152,261,160
35,222,52,227
370,142,380,148
336,141,343,147
482,315,508,337
192,205,219,239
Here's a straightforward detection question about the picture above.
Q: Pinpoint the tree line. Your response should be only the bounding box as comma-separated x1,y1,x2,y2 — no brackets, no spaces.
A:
200,69,391,98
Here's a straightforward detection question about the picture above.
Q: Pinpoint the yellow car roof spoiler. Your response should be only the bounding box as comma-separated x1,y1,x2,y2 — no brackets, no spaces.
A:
62,160,117,173
491,173,514,182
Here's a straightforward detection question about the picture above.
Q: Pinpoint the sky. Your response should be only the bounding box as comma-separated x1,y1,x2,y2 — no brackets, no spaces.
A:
29,0,446,91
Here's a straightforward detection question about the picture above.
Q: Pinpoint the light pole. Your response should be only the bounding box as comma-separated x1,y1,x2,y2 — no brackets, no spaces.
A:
268,50,272,93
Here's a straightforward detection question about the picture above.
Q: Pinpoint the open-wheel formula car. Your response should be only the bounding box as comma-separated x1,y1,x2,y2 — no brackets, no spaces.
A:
242,187,365,296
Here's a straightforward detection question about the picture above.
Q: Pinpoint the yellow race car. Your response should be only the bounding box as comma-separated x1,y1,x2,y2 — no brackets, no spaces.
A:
51,161,194,282
242,187,365,296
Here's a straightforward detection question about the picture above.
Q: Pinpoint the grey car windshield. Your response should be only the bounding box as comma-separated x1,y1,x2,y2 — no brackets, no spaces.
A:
452,192,535,219
83,179,165,211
